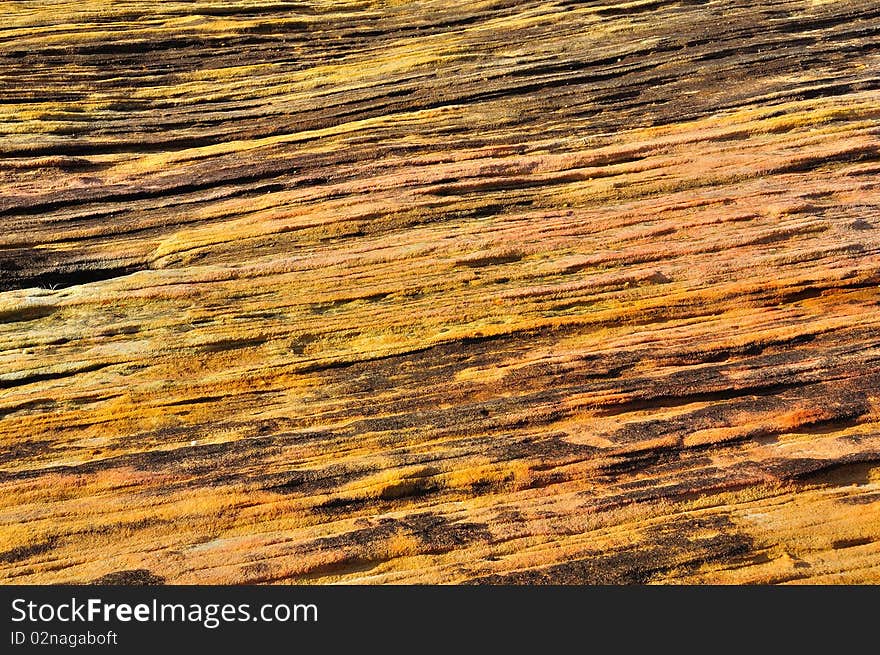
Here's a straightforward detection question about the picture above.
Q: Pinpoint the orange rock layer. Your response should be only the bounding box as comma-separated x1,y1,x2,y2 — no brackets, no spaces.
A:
1,0,879,583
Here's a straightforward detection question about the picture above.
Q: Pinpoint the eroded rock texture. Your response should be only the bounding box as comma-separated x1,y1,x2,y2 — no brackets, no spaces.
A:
1,0,879,584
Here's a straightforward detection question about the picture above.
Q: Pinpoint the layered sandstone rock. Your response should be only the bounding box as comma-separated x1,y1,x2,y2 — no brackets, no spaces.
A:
1,0,879,584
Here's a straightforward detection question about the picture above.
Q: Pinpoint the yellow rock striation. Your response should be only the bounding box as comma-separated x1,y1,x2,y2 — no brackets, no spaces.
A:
1,0,879,583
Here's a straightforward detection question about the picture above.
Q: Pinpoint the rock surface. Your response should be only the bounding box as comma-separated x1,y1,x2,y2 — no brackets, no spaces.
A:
1,0,879,584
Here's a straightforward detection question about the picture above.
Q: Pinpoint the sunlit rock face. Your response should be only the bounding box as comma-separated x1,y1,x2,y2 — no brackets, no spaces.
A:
1,0,879,584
